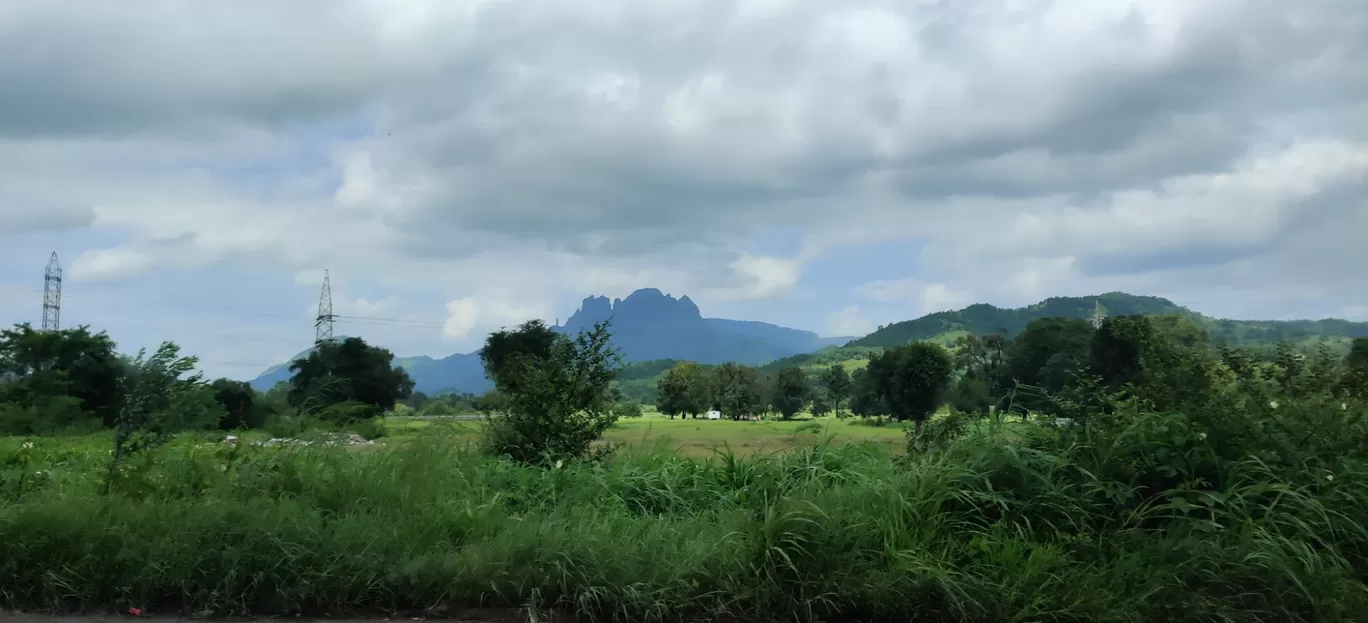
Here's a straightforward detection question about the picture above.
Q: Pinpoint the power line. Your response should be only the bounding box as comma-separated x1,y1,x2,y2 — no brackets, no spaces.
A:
334,315,447,329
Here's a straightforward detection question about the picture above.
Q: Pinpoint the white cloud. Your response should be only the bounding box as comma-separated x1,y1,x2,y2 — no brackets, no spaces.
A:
824,305,875,337
69,247,159,282
856,278,972,316
443,298,479,339
0,0,1365,377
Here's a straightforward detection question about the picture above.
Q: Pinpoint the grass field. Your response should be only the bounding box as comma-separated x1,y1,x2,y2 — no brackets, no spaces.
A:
4,409,1365,622
384,414,913,457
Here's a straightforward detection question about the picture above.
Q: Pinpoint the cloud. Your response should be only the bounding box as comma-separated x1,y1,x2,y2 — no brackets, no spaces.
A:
0,202,95,234
0,0,1364,378
824,305,875,337
443,299,479,339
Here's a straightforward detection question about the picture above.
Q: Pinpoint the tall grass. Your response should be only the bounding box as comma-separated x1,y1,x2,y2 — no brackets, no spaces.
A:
2,408,1366,623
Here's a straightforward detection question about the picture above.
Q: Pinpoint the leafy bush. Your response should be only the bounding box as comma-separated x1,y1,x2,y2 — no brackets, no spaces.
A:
0,396,101,436
312,400,381,425
611,399,644,419
480,320,622,464
347,417,387,440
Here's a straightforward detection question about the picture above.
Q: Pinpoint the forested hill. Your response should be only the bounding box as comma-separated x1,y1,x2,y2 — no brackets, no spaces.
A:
851,292,1368,349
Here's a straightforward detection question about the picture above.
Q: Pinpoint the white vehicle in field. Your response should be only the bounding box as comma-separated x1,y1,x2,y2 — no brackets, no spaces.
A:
706,410,721,420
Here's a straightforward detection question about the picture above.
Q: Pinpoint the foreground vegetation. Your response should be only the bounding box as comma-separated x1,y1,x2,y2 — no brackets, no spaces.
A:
4,395,1367,622
5,309,1368,621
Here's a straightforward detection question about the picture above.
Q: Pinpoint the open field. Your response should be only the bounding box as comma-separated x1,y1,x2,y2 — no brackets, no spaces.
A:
384,414,914,457
3,411,1366,622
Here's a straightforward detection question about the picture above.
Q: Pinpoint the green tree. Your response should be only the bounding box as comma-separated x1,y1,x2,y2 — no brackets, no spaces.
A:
656,361,711,419
480,320,622,464
210,378,263,430
810,389,833,417
952,330,1010,397
611,399,645,419
819,364,851,415
480,320,560,396
404,390,429,410
712,362,763,420
108,342,223,492
0,323,124,426
848,367,884,418
288,337,414,420
867,342,954,431
1004,317,1094,412
771,366,810,420
1090,315,1156,390
946,374,993,414
1340,338,1368,398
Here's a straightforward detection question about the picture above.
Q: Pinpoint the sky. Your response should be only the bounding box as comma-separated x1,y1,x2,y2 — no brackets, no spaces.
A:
1,0,1366,381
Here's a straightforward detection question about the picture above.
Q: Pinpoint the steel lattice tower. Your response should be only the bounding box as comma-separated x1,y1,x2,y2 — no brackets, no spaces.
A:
1090,300,1106,330
315,269,336,345
41,252,62,331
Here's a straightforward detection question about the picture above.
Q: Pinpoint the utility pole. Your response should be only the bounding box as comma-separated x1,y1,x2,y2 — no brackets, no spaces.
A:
42,252,62,331
1090,300,1106,330
315,269,336,346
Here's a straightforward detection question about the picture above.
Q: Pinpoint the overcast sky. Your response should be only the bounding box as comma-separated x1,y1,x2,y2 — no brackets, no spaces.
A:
1,0,1365,380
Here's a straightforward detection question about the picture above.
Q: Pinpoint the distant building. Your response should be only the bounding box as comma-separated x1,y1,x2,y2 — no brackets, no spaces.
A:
706,410,721,420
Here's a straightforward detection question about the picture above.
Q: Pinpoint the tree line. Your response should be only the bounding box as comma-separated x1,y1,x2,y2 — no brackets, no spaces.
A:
654,314,1368,432
0,323,417,438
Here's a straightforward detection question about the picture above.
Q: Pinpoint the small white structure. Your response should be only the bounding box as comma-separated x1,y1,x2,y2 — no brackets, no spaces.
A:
706,410,722,420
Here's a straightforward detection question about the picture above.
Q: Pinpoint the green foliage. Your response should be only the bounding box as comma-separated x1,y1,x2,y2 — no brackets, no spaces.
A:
1002,317,1094,412
470,390,506,414
757,345,881,375
866,342,954,426
210,378,263,430
347,417,387,441
770,366,810,420
0,395,100,436
10,295,1368,621
810,389,832,417
711,362,764,420
656,361,711,419
480,320,622,464
288,337,414,414
1090,315,1154,389
479,319,560,395
818,364,851,415
946,374,993,414
851,291,1368,352
847,367,884,418
6,398,1368,622
611,399,645,419
852,292,1182,348
312,400,382,425
1339,337,1368,398
108,342,221,492
404,390,429,410
0,323,123,427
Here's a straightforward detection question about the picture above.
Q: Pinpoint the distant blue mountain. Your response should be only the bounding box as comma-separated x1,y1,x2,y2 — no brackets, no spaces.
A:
248,288,851,394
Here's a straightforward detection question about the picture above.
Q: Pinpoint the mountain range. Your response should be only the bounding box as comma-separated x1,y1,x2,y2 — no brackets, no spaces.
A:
250,289,1368,395
248,288,854,393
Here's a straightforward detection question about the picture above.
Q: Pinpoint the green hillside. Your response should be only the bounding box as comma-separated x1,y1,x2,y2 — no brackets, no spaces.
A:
851,292,1368,352
851,293,1183,348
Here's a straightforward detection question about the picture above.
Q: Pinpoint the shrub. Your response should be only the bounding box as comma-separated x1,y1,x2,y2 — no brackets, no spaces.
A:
611,399,644,419
347,417,387,440
480,321,622,464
